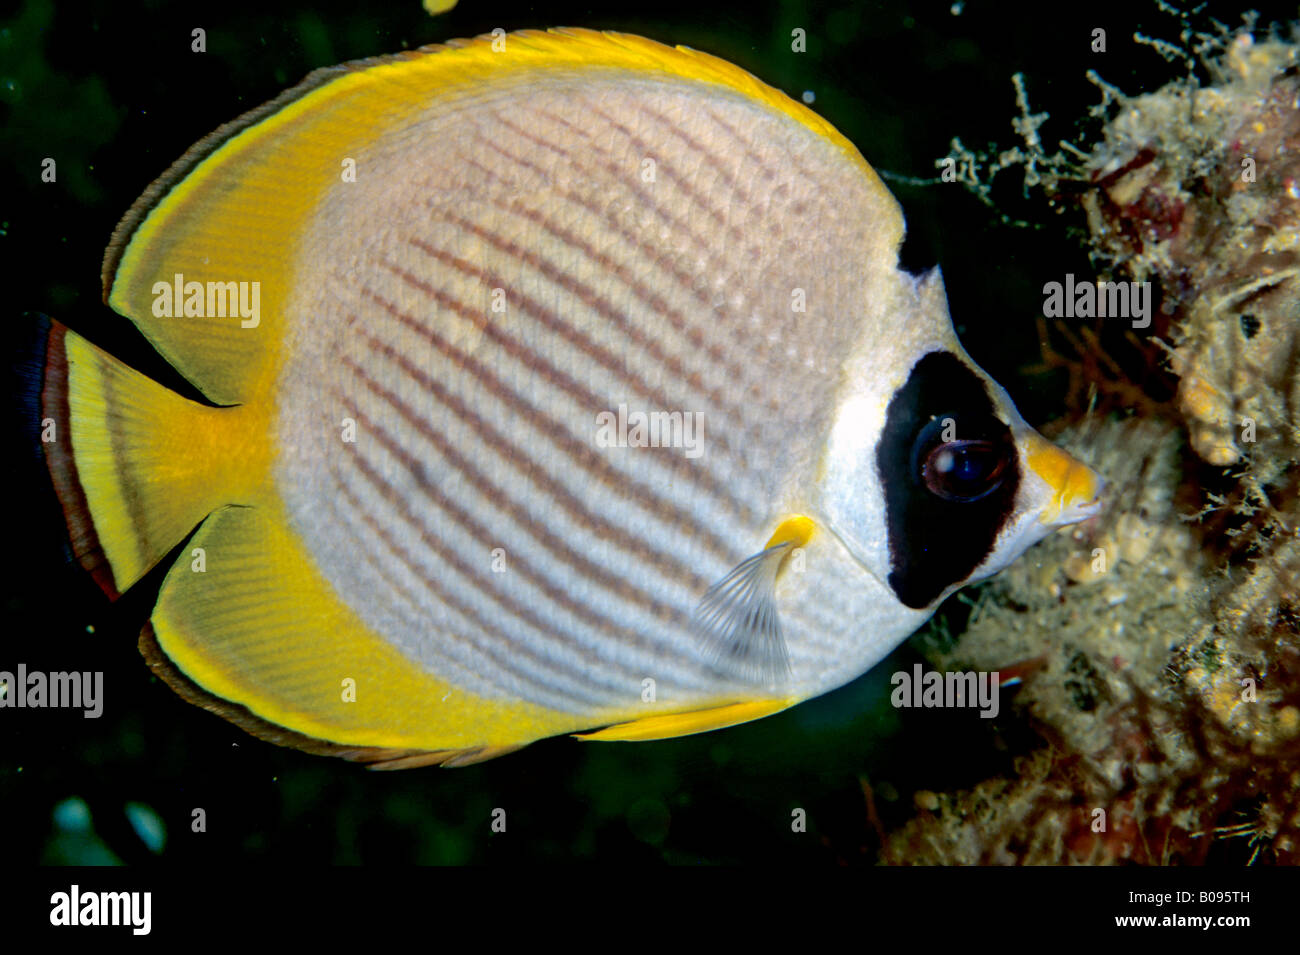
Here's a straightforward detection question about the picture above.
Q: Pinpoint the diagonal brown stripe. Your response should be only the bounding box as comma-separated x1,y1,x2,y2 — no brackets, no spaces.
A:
454,137,756,426
342,345,694,617
326,461,608,708
624,102,754,209
336,387,672,667
347,322,712,594
475,115,781,415
581,98,746,245
354,282,756,540
410,217,747,464
376,256,757,522
432,203,734,441
701,104,825,188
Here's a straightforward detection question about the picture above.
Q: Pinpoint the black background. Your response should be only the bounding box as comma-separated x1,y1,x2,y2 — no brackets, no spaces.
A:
2,0,1294,871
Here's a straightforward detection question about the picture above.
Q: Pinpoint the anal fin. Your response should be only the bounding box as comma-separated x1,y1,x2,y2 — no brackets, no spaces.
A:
139,619,530,770
572,699,795,742
140,502,578,764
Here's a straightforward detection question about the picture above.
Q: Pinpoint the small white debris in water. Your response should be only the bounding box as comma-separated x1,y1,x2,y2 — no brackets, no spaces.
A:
125,802,167,854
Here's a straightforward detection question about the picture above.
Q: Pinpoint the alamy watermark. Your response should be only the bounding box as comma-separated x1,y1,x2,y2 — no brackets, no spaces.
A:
1043,274,1151,329
50,885,150,935
890,664,1000,719
151,272,260,328
0,664,102,718
594,403,704,459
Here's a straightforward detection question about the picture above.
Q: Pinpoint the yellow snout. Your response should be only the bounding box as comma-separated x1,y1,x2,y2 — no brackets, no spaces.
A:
1024,432,1104,526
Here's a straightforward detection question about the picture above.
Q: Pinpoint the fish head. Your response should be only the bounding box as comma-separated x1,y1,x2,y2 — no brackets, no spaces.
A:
817,266,1105,612
956,381,1106,588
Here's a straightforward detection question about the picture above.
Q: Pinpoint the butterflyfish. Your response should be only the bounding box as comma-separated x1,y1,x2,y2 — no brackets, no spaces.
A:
28,29,1103,768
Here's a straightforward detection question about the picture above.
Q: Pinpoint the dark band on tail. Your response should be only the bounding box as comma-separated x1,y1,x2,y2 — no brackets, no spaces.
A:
38,321,120,598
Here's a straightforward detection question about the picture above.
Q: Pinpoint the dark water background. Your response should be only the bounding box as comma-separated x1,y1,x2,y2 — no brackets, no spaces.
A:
1,0,1289,864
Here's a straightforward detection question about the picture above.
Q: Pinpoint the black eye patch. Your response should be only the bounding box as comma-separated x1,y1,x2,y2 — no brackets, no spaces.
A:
876,351,1020,609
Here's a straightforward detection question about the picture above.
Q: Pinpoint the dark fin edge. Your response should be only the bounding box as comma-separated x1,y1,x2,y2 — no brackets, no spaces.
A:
100,62,350,299
37,319,120,599
101,29,699,301
136,621,523,769
101,35,517,300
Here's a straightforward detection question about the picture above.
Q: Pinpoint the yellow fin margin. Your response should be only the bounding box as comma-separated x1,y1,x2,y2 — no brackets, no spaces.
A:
148,500,583,754
60,328,269,592
104,28,894,406
573,699,795,742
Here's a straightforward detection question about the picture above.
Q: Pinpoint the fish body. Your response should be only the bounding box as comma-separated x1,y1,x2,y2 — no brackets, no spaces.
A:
33,29,1102,766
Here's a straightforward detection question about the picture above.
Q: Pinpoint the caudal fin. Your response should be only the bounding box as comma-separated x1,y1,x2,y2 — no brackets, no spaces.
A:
29,318,263,597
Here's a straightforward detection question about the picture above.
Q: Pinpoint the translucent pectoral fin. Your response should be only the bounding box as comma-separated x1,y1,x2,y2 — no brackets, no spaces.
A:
693,542,794,687
692,516,816,688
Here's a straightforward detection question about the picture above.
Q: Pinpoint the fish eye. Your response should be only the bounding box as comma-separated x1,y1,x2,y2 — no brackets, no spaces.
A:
911,416,1012,503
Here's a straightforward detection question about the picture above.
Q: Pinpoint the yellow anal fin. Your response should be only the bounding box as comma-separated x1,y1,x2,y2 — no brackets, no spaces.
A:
573,699,795,742
145,501,578,759
140,618,530,771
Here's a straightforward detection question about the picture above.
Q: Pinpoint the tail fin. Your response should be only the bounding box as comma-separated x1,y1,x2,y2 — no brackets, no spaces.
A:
30,319,265,597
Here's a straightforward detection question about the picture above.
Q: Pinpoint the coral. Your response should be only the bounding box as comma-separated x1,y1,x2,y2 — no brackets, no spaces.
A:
884,417,1300,865
1060,30,1300,471
883,12,1300,865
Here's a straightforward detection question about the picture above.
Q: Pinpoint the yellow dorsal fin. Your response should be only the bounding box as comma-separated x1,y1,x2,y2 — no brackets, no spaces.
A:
103,28,888,406
573,699,795,742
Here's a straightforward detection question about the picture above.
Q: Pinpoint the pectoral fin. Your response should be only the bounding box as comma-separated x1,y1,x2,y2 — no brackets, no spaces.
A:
691,515,816,687
694,543,794,685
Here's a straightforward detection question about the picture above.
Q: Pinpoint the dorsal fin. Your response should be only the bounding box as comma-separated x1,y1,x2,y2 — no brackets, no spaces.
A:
102,28,893,406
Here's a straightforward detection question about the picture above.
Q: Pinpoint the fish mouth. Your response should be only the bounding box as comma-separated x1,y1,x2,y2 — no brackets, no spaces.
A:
1023,432,1106,527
